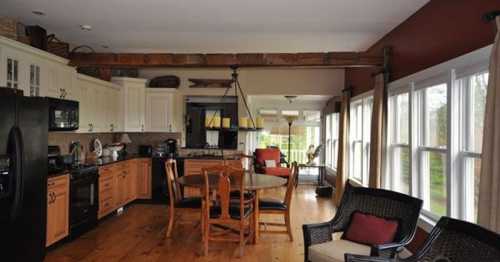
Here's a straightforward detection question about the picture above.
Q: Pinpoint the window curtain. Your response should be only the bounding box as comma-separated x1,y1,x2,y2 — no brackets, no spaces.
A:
335,89,351,206
368,74,387,188
478,17,500,232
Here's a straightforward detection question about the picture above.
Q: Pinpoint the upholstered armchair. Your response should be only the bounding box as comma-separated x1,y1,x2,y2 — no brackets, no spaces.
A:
345,217,500,262
254,148,291,177
302,181,423,262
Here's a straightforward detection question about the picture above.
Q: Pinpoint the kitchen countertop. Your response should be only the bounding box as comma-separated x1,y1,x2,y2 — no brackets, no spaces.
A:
47,154,240,178
47,154,149,178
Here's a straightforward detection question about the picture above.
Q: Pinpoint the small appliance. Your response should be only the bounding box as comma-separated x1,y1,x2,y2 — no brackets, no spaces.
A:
165,138,177,158
138,145,153,157
48,97,79,131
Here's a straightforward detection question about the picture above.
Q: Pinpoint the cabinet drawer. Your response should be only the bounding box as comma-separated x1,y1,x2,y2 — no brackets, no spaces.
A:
47,175,69,189
100,187,113,200
98,197,115,218
99,175,114,192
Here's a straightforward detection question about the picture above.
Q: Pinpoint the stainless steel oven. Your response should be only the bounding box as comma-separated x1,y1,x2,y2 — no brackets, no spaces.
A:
48,97,79,131
69,166,98,239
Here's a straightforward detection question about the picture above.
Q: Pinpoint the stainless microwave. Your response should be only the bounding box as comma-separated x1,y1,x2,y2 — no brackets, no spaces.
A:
48,97,79,131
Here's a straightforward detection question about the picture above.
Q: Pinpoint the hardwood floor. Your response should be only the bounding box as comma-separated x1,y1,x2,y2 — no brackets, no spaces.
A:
45,186,336,262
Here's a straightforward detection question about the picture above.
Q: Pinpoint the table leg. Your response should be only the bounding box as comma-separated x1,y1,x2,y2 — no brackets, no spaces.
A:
252,190,260,244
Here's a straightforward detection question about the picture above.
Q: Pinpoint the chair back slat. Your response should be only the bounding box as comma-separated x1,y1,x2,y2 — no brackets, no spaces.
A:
217,172,231,219
165,159,183,205
202,165,246,221
284,162,298,206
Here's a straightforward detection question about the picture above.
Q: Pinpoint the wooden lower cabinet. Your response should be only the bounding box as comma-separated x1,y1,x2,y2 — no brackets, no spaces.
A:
183,159,242,196
98,158,152,219
46,174,70,247
98,168,116,219
136,159,152,199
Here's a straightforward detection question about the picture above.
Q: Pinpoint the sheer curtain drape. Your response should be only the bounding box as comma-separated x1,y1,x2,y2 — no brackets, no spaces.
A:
478,17,500,232
335,89,351,206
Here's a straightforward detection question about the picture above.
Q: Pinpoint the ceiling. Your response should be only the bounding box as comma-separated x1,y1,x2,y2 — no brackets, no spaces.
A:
1,0,429,53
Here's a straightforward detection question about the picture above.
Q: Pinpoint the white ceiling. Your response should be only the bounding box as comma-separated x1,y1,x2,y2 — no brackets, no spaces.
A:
1,0,429,53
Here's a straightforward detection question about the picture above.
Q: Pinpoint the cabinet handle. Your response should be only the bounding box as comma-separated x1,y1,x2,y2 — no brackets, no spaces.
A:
89,123,94,132
110,124,114,132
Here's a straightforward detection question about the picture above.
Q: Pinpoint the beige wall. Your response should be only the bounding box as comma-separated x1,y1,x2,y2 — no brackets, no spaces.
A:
139,67,344,150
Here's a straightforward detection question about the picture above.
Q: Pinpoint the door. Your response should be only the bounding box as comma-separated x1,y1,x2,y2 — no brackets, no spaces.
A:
136,160,152,199
124,85,145,132
46,176,69,247
146,92,172,132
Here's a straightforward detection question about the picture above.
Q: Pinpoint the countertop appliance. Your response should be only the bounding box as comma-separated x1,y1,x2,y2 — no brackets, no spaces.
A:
138,145,153,157
69,165,98,239
165,139,177,158
48,97,79,131
0,87,48,261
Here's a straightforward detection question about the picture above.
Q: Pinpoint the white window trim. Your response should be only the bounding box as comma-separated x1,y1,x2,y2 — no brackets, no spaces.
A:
385,45,492,224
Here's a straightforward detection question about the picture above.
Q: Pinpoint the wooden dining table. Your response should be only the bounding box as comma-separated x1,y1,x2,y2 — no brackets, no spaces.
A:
176,173,287,244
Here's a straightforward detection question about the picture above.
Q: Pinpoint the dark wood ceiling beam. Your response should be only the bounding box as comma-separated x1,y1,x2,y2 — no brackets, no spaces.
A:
69,52,383,68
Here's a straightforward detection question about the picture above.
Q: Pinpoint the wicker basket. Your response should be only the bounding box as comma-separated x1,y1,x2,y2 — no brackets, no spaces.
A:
47,34,69,58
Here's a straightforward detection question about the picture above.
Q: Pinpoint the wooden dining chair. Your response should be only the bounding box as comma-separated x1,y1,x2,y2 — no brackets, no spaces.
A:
201,166,255,257
165,159,202,238
258,161,298,241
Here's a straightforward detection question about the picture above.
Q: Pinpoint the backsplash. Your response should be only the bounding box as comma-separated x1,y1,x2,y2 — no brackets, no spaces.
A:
48,132,182,155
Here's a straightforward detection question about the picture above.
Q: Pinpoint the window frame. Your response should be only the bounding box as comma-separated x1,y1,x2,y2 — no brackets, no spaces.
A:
384,45,491,225
349,92,373,186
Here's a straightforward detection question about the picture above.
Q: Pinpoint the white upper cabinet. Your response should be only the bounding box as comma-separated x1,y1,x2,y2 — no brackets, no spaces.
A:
145,89,176,132
76,74,121,133
0,36,73,98
112,77,147,132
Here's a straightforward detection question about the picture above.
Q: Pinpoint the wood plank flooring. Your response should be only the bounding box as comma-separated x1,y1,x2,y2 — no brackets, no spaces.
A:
45,186,336,262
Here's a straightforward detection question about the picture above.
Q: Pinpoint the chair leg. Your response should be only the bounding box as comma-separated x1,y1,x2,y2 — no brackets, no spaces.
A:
285,210,293,241
239,225,245,258
203,223,209,256
166,205,175,238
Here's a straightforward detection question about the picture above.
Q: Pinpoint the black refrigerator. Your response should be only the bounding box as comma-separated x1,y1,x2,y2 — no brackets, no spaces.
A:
0,87,48,261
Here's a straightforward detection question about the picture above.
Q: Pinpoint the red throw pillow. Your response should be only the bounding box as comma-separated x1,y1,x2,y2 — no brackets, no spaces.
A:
343,212,399,246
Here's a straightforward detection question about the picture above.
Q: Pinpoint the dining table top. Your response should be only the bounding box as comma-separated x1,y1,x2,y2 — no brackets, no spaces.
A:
176,173,287,191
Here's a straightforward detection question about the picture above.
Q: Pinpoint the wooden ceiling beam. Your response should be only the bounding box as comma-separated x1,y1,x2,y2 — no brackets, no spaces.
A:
69,52,383,68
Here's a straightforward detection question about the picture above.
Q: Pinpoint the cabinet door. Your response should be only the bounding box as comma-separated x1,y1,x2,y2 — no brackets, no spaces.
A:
115,170,128,207
46,176,69,247
124,85,145,132
78,83,95,132
146,92,173,132
136,159,152,199
126,162,137,203
92,85,106,132
107,88,120,132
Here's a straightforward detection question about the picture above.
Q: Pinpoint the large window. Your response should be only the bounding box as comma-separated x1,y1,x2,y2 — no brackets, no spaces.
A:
325,113,339,170
384,46,490,223
349,95,373,185
416,82,449,218
387,92,410,195
457,71,488,222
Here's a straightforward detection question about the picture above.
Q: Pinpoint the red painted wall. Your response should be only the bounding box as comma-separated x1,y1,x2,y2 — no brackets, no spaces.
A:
346,0,500,95
344,0,500,253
